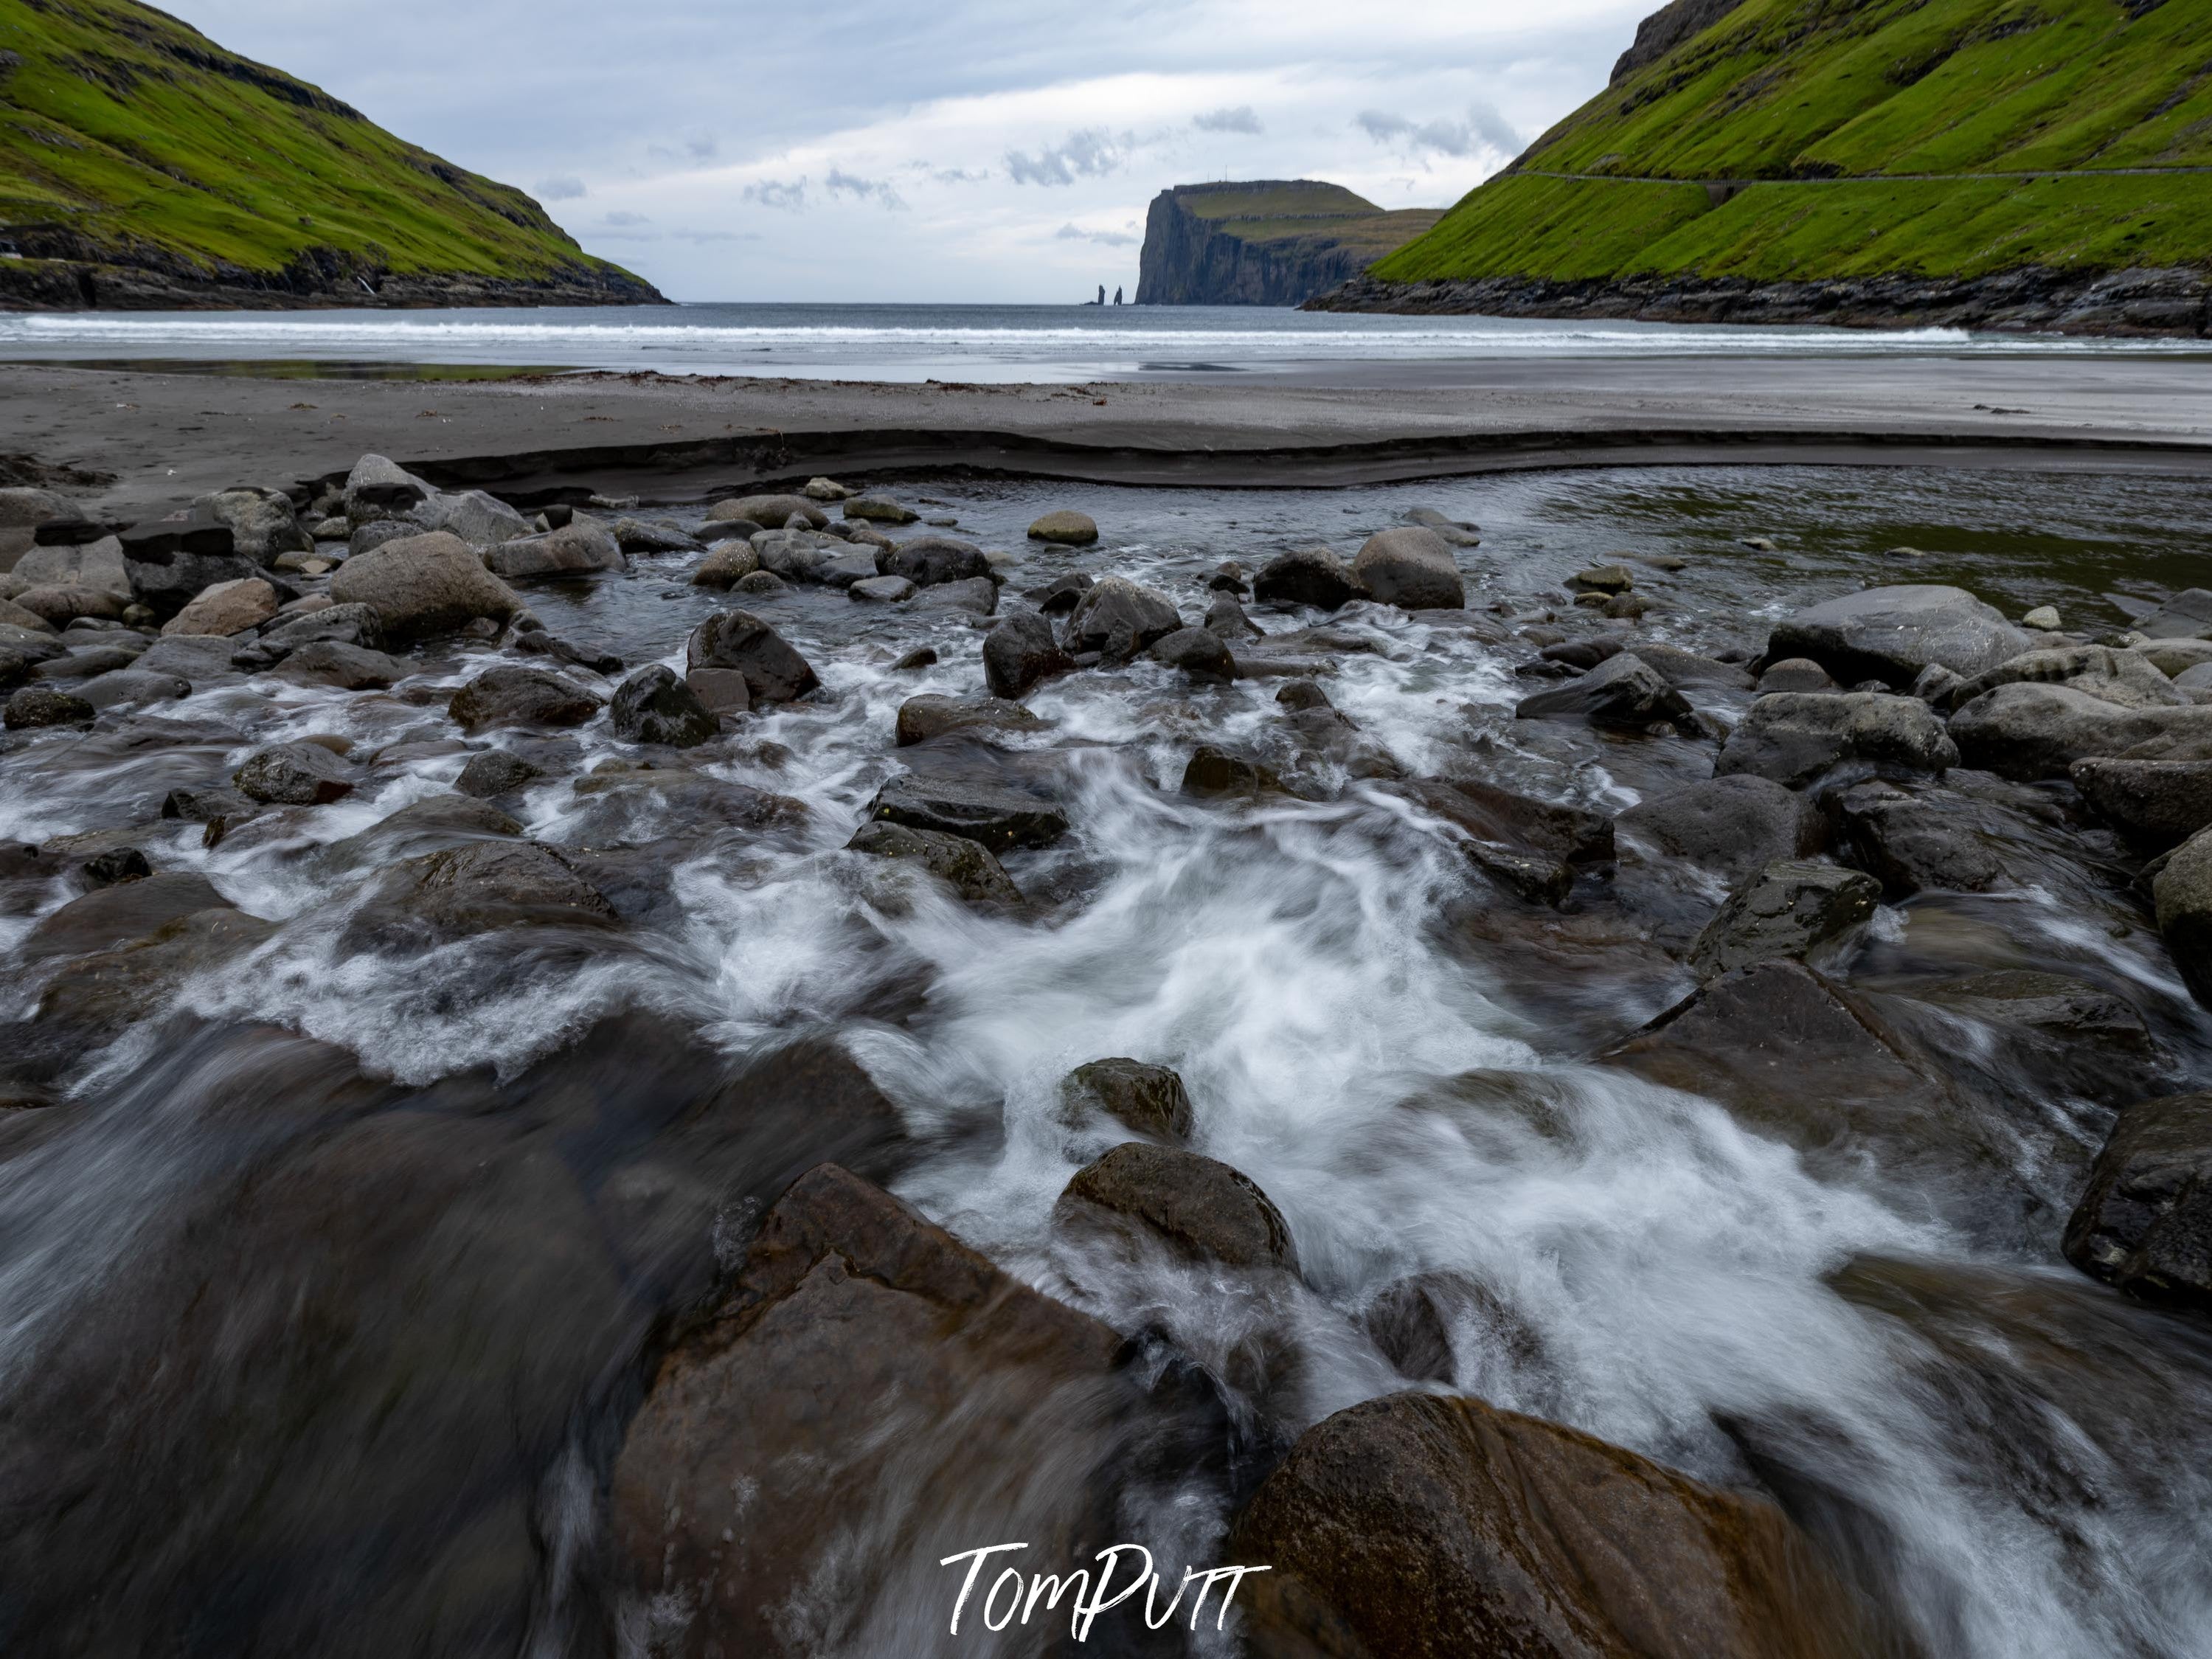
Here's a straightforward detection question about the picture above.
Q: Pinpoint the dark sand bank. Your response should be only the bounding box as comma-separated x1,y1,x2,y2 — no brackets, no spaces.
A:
5,356,2212,517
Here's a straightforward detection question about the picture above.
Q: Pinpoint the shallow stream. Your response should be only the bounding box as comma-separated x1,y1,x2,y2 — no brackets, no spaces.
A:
3,462,2211,1656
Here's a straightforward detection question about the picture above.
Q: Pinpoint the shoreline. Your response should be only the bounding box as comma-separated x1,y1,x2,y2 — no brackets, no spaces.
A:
1308,267,2212,339
6,358,2212,518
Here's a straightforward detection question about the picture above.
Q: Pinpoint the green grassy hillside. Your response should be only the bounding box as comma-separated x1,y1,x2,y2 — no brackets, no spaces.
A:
1172,181,1445,263
0,0,658,302
1374,0,2212,287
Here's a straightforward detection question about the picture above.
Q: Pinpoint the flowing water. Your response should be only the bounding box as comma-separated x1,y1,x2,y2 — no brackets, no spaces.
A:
3,463,2212,1656
4,302,2209,381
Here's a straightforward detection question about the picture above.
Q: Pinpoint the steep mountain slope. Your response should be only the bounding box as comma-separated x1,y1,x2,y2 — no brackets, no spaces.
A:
1136,181,1444,305
1314,0,2212,333
0,0,662,309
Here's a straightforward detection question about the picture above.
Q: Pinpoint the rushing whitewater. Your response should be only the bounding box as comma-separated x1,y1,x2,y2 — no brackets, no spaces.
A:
1,463,2210,1656
2,302,2203,382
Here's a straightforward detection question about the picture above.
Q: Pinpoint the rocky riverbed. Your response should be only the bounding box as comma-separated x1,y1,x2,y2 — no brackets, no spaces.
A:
2,456,2212,1657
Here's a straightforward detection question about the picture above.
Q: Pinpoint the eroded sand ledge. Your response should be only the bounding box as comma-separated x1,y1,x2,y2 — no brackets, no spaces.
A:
4,356,2211,518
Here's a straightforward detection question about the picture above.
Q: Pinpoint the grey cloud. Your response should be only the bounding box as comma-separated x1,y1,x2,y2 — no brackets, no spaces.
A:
603,209,651,226
534,175,586,201
651,131,721,163
743,178,808,210
1193,105,1261,135
825,167,909,209
1004,128,1134,187
912,164,991,184
1355,102,1520,159
1053,223,1139,247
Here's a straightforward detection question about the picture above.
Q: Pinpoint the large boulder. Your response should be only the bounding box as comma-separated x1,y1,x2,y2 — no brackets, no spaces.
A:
893,693,1046,747
1764,584,2032,688
2153,827,2212,1008
23,871,232,960
195,488,311,564
684,609,819,705
1026,508,1098,544
1628,641,1755,691
610,1164,1131,1659
2064,1091,2212,1310
481,521,624,580
1824,779,2003,896
342,453,434,523
1949,644,2182,711
0,487,81,567
2072,755,2212,847
117,510,260,620
2132,588,2212,641
1351,527,1463,609
448,665,602,733
910,574,996,616
1714,691,1957,788
11,535,131,599
707,493,825,530
1055,1142,1297,1272
1058,1058,1193,1140
1617,775,1817,881
162,577,277,638
426,490,531,546
982,612,1074,700
1230,1392,1868,1659
1394,777,1615,865
341,839,617,952
234,741,356,806
14,583,127,626
1148,625,1235,683
844,820,1022,904
610,665,718,747
1603,962,2022,1202
690,541,759,589
1948,683,2212,780
883,535,991,587
1686,859,1879,978
328,532,523,641
1062,575,1180,659
842,493,915,524
1515,652,1693,730
1252,546,1367,612
271,642,401,690
863,772,1067,851
258,601,384,657
4,685,95,730
0,623,66,686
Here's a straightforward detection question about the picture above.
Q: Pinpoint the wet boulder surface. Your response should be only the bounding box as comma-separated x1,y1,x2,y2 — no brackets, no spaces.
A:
4,465,2212,1659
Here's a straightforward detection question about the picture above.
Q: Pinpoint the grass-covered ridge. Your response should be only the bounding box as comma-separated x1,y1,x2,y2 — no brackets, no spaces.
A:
1166,181,1445,264
0,0,654,295
1375,0,2212,286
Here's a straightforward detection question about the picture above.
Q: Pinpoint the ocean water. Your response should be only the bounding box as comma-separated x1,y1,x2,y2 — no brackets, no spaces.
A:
1,301,2204,382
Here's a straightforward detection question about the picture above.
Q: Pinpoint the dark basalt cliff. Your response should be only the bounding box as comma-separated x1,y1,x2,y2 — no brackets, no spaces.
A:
1135,181,1441,307
1310,266,2212,338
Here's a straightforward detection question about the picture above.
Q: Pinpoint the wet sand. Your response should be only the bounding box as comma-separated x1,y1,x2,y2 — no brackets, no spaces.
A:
5,354,2212,517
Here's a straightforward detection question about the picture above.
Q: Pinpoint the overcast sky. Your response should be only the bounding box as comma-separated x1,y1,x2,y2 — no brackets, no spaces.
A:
170,0,1651,304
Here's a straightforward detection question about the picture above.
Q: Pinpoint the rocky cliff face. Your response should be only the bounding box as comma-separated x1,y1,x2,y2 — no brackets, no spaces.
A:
1308,266,2212,337
1135,182,1440,307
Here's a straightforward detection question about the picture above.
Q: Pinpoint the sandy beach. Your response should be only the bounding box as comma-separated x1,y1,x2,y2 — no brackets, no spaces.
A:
7,353,2212,519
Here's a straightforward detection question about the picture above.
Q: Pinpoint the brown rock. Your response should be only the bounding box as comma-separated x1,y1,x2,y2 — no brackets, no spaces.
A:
1058,1057,1195,1140
1055,1141,1297,1272
163,578,277,637
610,1163,1128,1659
1232,1391,1870,1659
